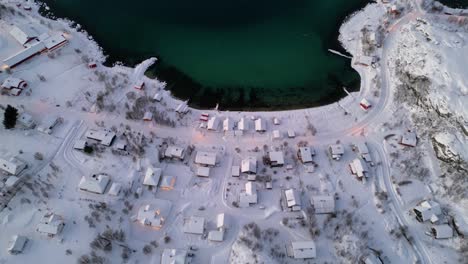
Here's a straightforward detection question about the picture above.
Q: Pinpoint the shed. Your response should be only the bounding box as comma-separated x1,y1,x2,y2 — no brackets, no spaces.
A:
217,213,228,229
431,225,453,239
268,151,285,167
223,118,234,131
108,183,122,196
143,167,162,187
79,174,110,194
207,116,220,131
196,167,210,177
287,130,296,138
273,117,280,125
289,241,316,259
183,216,205,235
195,151,217,167
175,102,189,114
43,34,68,51
298,147,314,163
7,235,28,255
310,195,335,214
360,98,372,110
85,129,116,146
255,118,266,132
143,111,153,121
400,131,417,147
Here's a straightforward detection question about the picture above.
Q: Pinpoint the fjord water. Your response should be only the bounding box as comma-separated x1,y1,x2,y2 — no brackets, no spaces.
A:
438,0,468,8
43,0,368,110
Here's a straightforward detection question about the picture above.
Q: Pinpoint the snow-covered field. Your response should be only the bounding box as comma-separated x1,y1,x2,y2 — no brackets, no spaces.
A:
0,0,466,263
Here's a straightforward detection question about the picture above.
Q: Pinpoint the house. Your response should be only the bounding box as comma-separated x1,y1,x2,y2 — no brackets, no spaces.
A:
1,77,27,90
17,113,35,128
288,240,316,259
413,200,442,223
36,116,60,134
285,189,301,211
310,195,335,214
247,174,257,181
199,113,209,122
134,80,145,90
3,42,46,69
7,235,28,255
161,248,188,264
207,116,220,131
42,34,68,51
115,143,126,151
85,129,116,146
329,144,345,160
255,118,266,132
183,216,205,235
137,204,165,229
360,98,372,110
268,151,285,167
431,225,453,239
194,151,217,167
37,212,65,237
73,139,88,150
5,176,21,189
143,167,162,187
273,117,280,125
272,130,281,139
108,183,122,196
298,147,315,163
288,130,296,138
400,131,417,147
266,181,273,189
231,166,240,177
175,102,189,114
349,158,369,179
9,24,40,46
153,92,163,102
239,182,257,206
143,111,153,121
78,174,110,194
164,145,186,160
238,117,249,131
0,155,27,175
241,157,257,174
196,167,210,177
223,118,234,131
158,175,175,190
355,142,372,162
216,213,228,229
208,229,224,242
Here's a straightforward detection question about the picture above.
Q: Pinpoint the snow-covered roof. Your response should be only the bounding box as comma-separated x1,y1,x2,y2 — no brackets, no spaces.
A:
10,24,40,45
8,235,28,254
272,130,281,139
255,118,266,132
73,139,87,150
175,102,188,114
85,129,116,146
349,158,368,178
161,248,188,264
273,117,280,125
3,42,45,68
240,182,258,206
5,176,20,188
42,34,67,50
143,111,153,121
1,77,26,89
159,175,176,190
165,145,185,159
78,174,110,194
207,116,220,130
217,213,227,229
153,92,163,101
299,147,314,163
285,189,301,208
238,117,249,131
329,144,345,158
288,130,296,138
0,155,27,175
310,195,335,214
223,118,234,131
246,182,256,196
401,131,417,147
269,151,285,166
108,183,122,196
134,80,145,89
194,151,217,166
363,254,382,264
241,157,257,174
196,167,210,177
291,240,316,259
137,204,164,228
37,213,64,235
414,200,442,222
431,224,453,239
208,229,224,242
183,216,205,235
231,166,240,177
143,167,162,187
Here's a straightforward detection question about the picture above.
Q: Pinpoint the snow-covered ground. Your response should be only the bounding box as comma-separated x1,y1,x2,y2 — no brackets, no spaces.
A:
0,0,466,263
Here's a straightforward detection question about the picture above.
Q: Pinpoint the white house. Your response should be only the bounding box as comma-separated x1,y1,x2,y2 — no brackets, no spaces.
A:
164,145,185,160
400,131,417,147
183,216,205,235
196,167,210,177
207,116,220,131
194,151,217,167
329,144,345,160
223,118,234,131
1,77,27,89
161,249,188,264
289,240,316,259
78,174,110,194
7,235,28,255
239,182,258,206
137,204,165,229
0,155,27,175
349,158,369,179
285,189,301,210
238,117,249,131
431,225,453,239
143,167,162,187
413,200,442,223
298,147,314,163
268,151,285,167
310,195,335,214
241,157,257,174
85,129,116,146
37,212,65,237
255,118,266,132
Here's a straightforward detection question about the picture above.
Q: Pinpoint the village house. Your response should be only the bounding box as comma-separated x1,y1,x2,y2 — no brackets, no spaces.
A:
37,212,65,237
362,253,383,264
268,151,285,167
7,235,28,255
329,144,345,160
413,200,442,223
349,158,369,179
143,111,153,121
136,204,165,229
153,92,163,102
288,240,316,259
194,151,217,167
231,165,240,177
400,131,417,147
164,145,186,160
288,130,296,138
310,195,335,214
134,80,145,90
143,167,162,187
223,118,234,131
0,154,27,175
239,182,258,207
161,248,188,264
183,216,205,235
78,174,110,194
208,213,228,242
355,142,372,162
285,189,301,211
159,175,176,190
1,77,27,90
207,116,220,131
298,147,315,163
431,225,453,239
85,129,116,147
255,118,266,132
108,182,122,196
196,167,210,178
73,139,88,151
241,157,257,174
9,24,40,46
238,117,249,131
175,102,189,115
272,130,281,140
42,34,68,51
115,143,126,151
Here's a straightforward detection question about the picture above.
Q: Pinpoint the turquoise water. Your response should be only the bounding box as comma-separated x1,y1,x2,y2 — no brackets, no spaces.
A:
42,0,369,110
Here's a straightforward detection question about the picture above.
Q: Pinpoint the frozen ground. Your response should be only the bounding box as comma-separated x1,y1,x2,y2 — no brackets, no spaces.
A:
0,0,466,263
